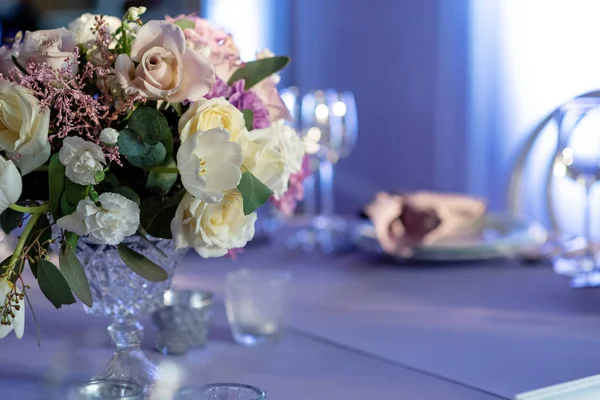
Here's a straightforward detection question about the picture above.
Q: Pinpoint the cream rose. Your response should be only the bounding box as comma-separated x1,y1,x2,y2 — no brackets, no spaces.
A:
243,120,305,198
115,20,215,102
0,43,20,77
0,81,50,156
171,191,256,258
178,98,246,143
17,28,78,76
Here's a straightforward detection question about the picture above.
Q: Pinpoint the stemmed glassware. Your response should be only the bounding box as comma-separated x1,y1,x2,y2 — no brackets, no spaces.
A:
281,88,358,252
552,97,600,287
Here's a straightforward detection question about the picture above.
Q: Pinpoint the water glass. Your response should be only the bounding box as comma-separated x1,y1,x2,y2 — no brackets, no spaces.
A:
177,383,266,400
67,380,143,400
225,269,292,346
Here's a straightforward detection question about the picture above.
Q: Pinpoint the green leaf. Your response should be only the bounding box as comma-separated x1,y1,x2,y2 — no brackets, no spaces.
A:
127,142,167,169
118,244,168,282
65,232,79,250
159,126,173,162
25,214,51,279
227,56,290,89
140,190,185,239
237,171,273,215
243,109,254,131
0,208,22,233
146,158,178,194
48,154,65,221
65,179,87,205
128,107,170,146
174,19,195,31
137,227,167,259
37,260,76,309
60,193,76,216
117,128,146,157
59,247,92,307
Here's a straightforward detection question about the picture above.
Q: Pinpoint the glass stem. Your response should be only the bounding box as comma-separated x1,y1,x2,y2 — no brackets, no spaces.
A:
319,159,335,219
584,180,594,262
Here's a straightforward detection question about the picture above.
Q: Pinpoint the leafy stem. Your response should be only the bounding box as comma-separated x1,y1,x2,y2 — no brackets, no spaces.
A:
7,212,43,271
147,166,179,174
9,203,50,214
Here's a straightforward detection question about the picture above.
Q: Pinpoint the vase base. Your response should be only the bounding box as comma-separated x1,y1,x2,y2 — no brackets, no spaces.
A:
93,348,159,391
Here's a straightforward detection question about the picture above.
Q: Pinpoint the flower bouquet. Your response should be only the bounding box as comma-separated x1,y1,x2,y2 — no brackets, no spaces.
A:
0,6,306,386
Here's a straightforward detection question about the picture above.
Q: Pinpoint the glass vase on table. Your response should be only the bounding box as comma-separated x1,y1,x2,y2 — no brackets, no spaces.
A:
552,98,600,287
73,235,186,391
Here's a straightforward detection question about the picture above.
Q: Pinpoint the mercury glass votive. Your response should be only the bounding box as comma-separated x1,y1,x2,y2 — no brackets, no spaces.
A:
225,269,292,346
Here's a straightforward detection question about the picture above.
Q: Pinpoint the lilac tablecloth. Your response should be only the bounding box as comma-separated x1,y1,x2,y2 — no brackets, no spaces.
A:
3,242,598,399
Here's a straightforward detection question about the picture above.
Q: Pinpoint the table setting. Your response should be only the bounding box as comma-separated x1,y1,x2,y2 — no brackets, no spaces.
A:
2,3,600,400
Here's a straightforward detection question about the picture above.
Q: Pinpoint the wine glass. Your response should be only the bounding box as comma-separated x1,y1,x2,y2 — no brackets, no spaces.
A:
552,97,600,287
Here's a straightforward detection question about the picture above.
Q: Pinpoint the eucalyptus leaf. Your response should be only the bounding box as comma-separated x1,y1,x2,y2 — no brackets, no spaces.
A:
243,109,254,131
106,174,141,205
128,107,170,146
117,128,146,157
48,154,65,221
118,244,168,282
174,19,195,31
227,56,290,89
127,142,167,169
37,260,76,309
237,171,273,215
59,247,92,307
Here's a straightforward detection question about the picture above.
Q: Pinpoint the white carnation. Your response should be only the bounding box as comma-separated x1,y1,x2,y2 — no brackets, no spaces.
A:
59,137,106,185
171,191,256,258
57,193,140,245
242,120,304,198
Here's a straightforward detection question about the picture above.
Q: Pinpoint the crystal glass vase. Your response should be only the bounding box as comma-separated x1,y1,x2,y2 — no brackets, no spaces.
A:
75,236,185,391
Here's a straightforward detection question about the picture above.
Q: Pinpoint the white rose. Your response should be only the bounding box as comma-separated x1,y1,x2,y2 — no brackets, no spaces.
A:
242,120,304,198
67,13,122,49
57,192,140,245
178,128,243,203
0,81,50,156
0,156,22,214
171,191,256,258
178,98,246,143
0,277,25,339
7,141,51,176
17,28,78,77
100,128,119,145
0,43,20,77
58,137,106,185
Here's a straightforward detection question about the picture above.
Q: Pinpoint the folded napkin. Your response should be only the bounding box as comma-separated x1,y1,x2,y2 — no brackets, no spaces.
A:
364,191,487,257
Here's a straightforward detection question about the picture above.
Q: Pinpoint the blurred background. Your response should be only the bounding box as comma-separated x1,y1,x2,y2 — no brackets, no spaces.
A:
4,0,600,235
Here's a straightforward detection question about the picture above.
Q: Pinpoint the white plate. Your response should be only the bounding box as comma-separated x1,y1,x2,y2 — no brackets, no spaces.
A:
353,213,548,262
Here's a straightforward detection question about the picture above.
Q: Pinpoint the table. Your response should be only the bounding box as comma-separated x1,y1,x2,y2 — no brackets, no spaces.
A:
2,242,599,399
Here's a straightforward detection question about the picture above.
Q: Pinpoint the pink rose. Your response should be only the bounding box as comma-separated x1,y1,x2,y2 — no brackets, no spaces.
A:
166,15,241,82
252,49,292,122
115,20,215,102
17,28,77,77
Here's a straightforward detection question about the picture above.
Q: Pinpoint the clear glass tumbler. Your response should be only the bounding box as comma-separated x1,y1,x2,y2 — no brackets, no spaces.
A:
177,383,266,400
225,269,291,346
